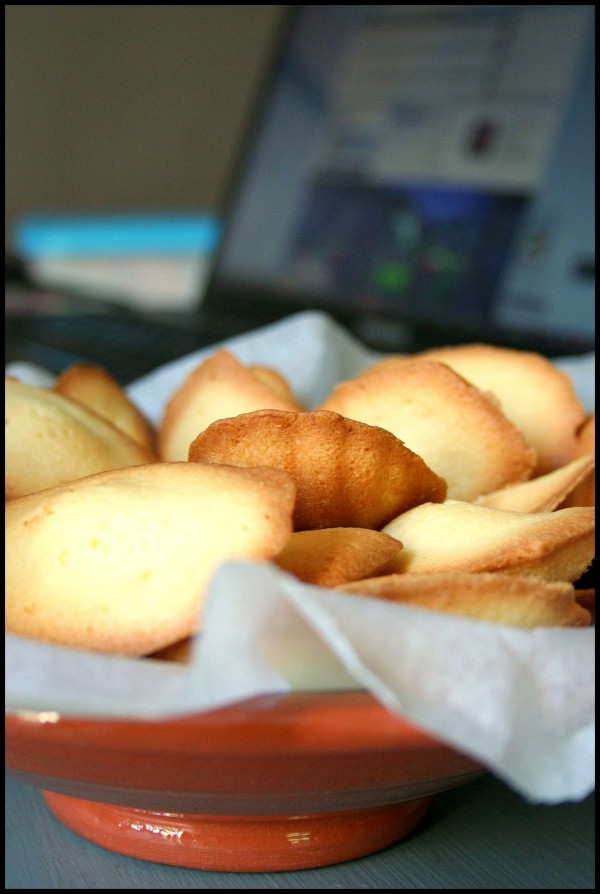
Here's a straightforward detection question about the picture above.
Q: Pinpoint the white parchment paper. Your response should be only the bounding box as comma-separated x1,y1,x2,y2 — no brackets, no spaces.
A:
5,310,596,804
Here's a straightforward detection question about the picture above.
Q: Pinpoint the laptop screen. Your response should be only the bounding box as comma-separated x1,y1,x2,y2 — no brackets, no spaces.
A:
204,4,595,355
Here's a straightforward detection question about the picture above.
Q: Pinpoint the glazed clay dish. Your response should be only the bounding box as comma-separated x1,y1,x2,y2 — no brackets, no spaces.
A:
5,691,484,872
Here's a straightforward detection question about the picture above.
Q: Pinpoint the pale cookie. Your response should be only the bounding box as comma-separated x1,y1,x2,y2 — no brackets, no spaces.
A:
336,571,591,628
360,344,585,476
273,527,403,587
158,349,303,461
5,377,157,500
54,363,155,451
318,360,536,501
5,462,296,656
477,455,595,512
189,408,447,530
382,500,595,582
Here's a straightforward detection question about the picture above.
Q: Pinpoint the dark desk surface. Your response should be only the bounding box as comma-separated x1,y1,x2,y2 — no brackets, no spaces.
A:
6,772,594,889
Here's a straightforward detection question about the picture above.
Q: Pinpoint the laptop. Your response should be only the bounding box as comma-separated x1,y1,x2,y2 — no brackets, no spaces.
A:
6,5,595,384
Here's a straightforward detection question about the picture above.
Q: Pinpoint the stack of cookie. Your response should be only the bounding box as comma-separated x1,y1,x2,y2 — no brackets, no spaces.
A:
5,341,595,662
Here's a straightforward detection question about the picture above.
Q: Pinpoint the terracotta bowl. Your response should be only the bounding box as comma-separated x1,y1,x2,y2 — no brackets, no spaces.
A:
5,691,485,872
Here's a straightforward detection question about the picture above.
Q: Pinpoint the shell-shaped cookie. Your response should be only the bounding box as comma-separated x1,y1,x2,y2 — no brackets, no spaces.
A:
359,344,586,476
158,349,304,461
382,499,595,582
189,408,447,530
5,377,157,499
54,363,155,451
273,527,403,587
318,361,536,501
5,462,296,656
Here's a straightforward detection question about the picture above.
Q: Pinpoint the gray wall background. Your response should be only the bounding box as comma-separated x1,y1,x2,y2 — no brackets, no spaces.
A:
5,5,286,251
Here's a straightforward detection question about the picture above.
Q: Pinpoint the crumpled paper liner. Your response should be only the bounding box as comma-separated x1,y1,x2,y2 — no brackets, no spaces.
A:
4,310,596,805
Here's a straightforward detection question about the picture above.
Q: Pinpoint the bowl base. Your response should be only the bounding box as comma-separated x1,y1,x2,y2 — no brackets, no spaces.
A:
43,791,432,871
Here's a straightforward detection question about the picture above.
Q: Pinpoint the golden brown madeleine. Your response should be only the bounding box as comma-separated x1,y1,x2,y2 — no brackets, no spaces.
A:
273,527,403,587
5,462,296,656
360,344,585,477
54,363,155,451
318,361,536,501
477,455,595,513
382,500,595,582
157,349,304,461
336,571,591,628
5,377,157,499
189,408,447,531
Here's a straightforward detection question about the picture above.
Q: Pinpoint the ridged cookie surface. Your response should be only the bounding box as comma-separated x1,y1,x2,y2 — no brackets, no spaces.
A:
189,408,447,530
5,462,296,656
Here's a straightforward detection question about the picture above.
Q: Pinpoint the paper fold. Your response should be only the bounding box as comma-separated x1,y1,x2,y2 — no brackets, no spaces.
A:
200,561,595,804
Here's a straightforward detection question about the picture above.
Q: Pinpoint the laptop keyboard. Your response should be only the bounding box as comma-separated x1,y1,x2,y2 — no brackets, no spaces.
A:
5,313,206,384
